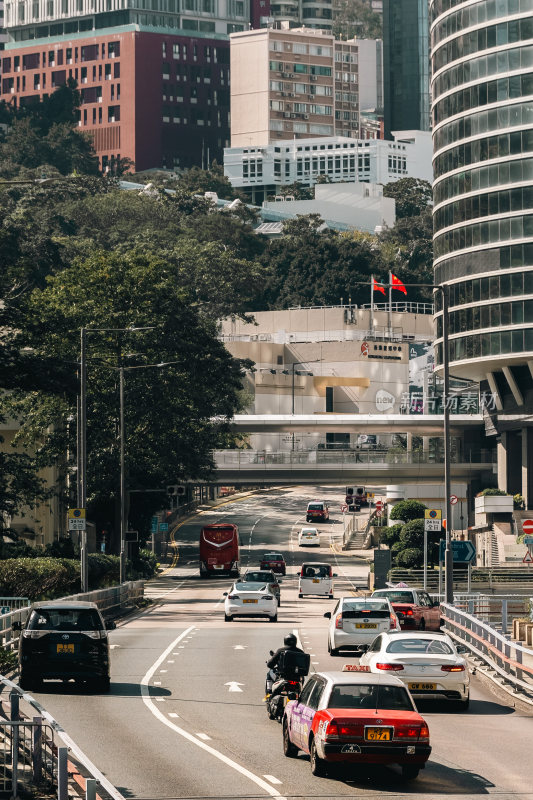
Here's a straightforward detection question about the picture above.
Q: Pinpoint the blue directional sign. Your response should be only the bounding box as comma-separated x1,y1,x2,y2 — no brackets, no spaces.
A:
150,516,158,534
439,539,476,564
159,522,169,533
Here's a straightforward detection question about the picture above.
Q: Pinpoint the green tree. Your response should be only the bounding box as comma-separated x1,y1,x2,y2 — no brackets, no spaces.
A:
399,518,425,549
332,0,383,39
4,249,249,552
389,499,427,523
175,161,235,199
382,178,432,219
379,523,403,548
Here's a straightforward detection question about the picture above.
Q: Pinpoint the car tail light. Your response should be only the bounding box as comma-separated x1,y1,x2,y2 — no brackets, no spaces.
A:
323,721,339,740
376,662,404,671
406,609,413,616
419,723,430,741
83,630,106,639
335,613,343,630
396,727,419,738
287,680,300,686
338,723,363,737
22,630,47,639
441,664,465,672
390,614,398,629
262,595,274,600
329,567,333,577
228,594,240,599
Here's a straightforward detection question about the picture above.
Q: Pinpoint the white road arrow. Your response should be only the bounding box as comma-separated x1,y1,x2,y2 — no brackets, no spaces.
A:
233,645,247,650
225,681,244,692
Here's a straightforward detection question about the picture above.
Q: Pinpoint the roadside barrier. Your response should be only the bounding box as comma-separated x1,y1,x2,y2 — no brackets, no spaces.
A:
441,601,533,701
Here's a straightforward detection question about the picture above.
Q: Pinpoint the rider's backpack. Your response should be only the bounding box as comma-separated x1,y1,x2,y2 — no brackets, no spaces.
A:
278,649,310,678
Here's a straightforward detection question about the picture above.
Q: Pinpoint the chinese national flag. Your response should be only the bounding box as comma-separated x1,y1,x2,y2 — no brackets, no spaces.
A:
373,277,386,295
391,274,407,294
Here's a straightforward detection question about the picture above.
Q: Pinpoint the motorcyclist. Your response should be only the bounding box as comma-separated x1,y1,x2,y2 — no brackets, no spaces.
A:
266,634,305,695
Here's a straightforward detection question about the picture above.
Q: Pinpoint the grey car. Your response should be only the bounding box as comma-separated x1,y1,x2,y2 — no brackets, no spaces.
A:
242,570,282,605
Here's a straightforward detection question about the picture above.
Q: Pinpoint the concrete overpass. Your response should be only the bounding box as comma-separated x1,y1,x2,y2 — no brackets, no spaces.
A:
227,413,484,435
213,449,495,485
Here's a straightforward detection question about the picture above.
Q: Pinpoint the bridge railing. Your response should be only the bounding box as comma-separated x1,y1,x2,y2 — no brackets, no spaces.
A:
214,449,496,467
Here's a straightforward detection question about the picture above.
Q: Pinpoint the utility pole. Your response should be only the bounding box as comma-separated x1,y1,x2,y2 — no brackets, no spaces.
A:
441,284,454,604
119,365,126,584
79,328,88,593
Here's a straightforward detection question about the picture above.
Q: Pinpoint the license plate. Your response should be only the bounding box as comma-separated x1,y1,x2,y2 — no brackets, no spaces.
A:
243,599,258,603
56,643,74,654
355,623,377,629
365,727,392,741
409,682,436,691
213,565,224,569
341,744,361,753
312,579,320,583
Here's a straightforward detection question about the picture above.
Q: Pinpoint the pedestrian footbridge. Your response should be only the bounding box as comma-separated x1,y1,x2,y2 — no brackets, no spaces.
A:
213,448,495,485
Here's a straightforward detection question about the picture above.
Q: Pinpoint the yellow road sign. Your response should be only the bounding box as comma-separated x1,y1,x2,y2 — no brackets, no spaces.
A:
68,508,86,519
425,509,441,520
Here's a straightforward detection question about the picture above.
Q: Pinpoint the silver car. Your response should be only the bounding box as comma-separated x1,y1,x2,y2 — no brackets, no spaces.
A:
325,597,400,655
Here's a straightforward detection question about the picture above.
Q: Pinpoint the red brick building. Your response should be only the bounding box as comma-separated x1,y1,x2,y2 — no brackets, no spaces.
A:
1,29,230,171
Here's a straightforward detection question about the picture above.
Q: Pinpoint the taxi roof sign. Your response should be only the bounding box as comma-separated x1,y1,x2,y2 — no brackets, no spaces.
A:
342,664,370,672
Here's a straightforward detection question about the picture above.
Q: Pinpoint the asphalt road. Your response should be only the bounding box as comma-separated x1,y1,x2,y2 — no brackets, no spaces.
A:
24,486,533,800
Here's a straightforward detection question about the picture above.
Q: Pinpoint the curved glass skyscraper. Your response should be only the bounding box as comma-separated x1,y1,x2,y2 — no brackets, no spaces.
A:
431,0,533,503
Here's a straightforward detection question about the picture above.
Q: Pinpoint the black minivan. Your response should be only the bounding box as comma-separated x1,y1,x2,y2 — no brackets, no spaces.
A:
15,601,112,692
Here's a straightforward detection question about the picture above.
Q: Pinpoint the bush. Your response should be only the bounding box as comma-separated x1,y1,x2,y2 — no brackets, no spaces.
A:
43,538,78,558
0,554,121,601
514,493,525,509
396,548,424,568
380,524,403,548
399,519,425,549
389,500,427,523
88,553,120,587
131,549,158,579
0,541,36,559
476,488,508,496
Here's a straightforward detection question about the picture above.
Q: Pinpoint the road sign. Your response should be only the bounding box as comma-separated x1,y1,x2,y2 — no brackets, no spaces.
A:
523,551,533,563
150,516,158,533
68,508,86,531
341,504,348,512
0,607,11,616
159,522,169,533
450,494,458,505
424,509,441,532
375,510,382,518
522,519,533,535
375,500,383,511
524,535,533,544
439,539,476,564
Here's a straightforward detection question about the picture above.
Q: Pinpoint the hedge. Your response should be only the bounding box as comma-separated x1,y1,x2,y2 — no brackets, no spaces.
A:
0,555,120,601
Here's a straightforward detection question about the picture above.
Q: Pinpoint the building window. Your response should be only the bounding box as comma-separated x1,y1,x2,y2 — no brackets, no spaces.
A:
325,387,334,412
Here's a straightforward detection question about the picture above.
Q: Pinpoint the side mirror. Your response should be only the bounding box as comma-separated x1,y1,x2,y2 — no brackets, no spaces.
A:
359,644,369,653
324,611,331,619
288,692,297,700
269,650,274,656
456,644,468,654
106,620,116,631
333,573,338,578
12,621,21,631
223,592,228,597
432,601,440,608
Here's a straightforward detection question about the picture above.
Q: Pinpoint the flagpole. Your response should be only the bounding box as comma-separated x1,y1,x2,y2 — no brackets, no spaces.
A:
370,275,374,335
388,270,392,334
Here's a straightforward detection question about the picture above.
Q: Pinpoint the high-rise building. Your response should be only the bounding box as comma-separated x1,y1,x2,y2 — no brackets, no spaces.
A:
431,0,533,505
0,0,250,170
383,0,430,139
230,26,382,147
268,0,333,30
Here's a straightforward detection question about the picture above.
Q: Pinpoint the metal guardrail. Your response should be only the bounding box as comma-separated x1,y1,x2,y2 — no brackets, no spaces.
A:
0,598,30,614
441,601,533,701
0,716,56,797
0,580,144,653
214,449,496,467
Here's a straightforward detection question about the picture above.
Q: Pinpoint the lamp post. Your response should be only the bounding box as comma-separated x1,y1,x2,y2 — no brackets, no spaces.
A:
78,326,157,589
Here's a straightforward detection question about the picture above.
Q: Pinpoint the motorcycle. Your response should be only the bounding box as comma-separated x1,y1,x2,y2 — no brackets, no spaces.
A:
265,651,303,722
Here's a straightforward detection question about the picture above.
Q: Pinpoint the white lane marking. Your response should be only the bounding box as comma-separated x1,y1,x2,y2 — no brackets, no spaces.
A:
312,662,319,665
173,652,180,655
110,644,120,649
234,645,247,650
179,645,185,648
196,733,211,740
225,681,244,692
160,670,168,673
141,627,285,800
153,681,161,685
155,698,166,702
168,713,179,718
264,775,282,785
167,660,175,664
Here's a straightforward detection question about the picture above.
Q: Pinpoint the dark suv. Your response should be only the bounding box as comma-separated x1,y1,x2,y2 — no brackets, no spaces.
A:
16,601,112,692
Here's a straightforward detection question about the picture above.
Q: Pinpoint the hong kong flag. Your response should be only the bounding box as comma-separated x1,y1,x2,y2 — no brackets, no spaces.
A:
373,277,386,295
391,273,407,294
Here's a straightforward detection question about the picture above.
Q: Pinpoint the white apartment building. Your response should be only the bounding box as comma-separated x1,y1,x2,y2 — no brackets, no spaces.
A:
230,26,382,147
224,130,432,202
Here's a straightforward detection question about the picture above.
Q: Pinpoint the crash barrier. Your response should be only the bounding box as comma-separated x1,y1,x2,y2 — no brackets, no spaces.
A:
0,598,30,615
389,567,533,593
0,580,144,653
0,681,122,800
441,602,533,701
435,595,529,631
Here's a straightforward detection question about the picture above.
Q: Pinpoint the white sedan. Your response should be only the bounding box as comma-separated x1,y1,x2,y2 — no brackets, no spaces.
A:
325,596,399,655
298,527,321,547
360,631,470,710
223,581,278,622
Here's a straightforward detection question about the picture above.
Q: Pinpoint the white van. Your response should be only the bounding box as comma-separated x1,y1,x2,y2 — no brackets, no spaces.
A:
298,562,335,599
298,527,321,547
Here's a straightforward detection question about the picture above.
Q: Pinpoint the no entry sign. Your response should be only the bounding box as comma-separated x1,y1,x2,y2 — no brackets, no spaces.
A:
522,519,533,535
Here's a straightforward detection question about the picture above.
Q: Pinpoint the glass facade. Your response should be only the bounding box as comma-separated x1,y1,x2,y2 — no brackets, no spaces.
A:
383,0,430,138
431,0,533,376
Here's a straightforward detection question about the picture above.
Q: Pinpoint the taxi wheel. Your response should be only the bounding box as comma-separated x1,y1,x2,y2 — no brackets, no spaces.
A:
310,738,327,776
270,614,278,623
298,593,303,599
224,614,233,622
418,618,426,631
401,765,420,781
283,721,298,757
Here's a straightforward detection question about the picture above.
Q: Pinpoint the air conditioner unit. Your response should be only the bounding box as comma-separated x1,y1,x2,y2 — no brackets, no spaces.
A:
290,113,296,118
311,75,318,81
250,334,259,341
288,92,295,97
281,91,287,96
283,112,291,118
304,114,309,119
282,72,289,77
288,73,294,78
258,334,268,341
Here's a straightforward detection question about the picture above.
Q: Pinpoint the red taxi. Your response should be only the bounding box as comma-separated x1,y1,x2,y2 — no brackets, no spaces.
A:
282,667,431,779
371,588,441,631
259,552,286,575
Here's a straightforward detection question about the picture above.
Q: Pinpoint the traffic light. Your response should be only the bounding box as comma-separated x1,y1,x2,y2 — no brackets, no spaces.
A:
167,485,186,496
346,487,354,496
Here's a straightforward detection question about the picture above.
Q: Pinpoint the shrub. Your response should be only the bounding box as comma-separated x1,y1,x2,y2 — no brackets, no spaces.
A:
399,519,425,549
389,499,427,523
0,558,80,600
396,548,424,568
380,524,403,548
88,553,120,587
131,549,158,579
476,488,508,496
514,493,525,509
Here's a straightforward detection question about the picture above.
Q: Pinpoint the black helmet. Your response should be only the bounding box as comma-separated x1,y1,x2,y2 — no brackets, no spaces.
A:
284,634,297,647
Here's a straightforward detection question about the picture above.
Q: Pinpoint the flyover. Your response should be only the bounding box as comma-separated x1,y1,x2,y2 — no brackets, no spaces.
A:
227,413,485,435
